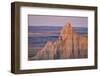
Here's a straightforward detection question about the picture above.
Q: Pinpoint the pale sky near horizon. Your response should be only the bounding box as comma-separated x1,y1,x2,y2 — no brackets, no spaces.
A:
28,15,88,27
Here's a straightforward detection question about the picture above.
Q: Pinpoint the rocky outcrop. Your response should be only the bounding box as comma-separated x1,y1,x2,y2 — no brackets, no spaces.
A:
31,22,88,60
79,36,88,58
32,41,56,60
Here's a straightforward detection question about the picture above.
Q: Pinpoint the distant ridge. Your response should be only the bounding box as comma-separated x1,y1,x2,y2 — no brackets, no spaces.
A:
31,22,88,60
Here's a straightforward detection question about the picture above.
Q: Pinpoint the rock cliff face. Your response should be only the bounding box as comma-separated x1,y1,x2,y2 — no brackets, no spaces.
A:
31,22,88,60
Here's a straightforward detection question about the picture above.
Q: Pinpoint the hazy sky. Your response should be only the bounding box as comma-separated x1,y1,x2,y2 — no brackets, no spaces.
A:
28,15,88,27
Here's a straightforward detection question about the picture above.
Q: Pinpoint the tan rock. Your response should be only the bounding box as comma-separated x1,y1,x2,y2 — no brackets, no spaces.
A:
32,22,88,60
73,33,79,58
79,36,88,58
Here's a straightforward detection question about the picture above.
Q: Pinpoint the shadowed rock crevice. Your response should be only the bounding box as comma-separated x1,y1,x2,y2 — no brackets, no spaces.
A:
31,22,88,60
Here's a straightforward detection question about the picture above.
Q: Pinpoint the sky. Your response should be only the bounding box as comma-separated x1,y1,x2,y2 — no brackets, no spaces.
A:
28,15,88,27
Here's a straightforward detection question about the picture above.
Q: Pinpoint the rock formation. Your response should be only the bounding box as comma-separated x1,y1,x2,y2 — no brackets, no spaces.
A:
31,22,88,60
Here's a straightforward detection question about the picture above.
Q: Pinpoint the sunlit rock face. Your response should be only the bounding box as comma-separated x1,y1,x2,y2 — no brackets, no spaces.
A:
58,23,73,59
31,22,88,60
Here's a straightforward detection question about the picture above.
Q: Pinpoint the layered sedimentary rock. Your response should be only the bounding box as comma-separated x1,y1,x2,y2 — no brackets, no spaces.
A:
32,22,88,60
